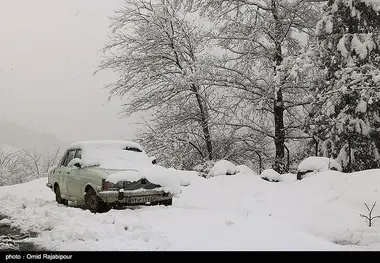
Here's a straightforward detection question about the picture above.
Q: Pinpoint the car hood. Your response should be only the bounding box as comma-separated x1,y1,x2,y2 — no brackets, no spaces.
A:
86,166,158,178
81,167,127,180
98,168,131,175
86,165,181,196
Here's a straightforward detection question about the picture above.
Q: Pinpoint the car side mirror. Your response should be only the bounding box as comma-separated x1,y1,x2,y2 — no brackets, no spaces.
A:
68,158,82,168
48,165,58,176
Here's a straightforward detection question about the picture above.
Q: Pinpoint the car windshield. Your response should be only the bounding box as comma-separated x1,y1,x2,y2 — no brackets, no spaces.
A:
79,147,151,170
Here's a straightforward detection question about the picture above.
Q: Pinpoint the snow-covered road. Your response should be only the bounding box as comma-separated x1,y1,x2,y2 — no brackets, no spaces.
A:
0,170,379,251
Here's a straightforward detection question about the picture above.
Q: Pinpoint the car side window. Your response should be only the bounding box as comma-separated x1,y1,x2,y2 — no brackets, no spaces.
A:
63,150,76,167
60,152,69,167
74,149,82,159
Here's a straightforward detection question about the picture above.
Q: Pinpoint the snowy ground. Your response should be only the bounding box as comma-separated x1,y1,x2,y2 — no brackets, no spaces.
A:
0,169,379,251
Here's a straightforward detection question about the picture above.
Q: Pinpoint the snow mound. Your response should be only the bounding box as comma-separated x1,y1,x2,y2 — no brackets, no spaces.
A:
260,169,283,182
167,168,203,187
193,160,216,177
106,165,182,197
236,165,256,175
298,157,342,173
281,173,297,183
207,160,237,178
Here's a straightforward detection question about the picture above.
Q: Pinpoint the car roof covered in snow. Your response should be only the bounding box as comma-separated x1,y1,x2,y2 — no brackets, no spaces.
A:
67,140,144,152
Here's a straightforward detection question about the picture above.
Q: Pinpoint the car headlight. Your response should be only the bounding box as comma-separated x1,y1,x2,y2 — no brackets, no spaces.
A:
102,180,127,190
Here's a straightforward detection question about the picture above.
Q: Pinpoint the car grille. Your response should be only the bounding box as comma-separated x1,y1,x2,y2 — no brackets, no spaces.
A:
123,179,160,190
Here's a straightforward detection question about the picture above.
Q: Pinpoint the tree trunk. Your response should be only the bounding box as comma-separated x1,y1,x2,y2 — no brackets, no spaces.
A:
255,151,262,174
314,137,319,156
274,88,285,173
168,21,213,161
284,144,290,172
272,0,285,173
191,84,213,160
348,139,352,173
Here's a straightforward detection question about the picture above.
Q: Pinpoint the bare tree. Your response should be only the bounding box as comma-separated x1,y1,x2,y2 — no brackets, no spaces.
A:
0,147,59,186
136,110,269,169
360,202,380,227
0,149,17,168
20,150,42,178
43,147,61,173
0,149,15,186
0,148,28,186
97,0,217,162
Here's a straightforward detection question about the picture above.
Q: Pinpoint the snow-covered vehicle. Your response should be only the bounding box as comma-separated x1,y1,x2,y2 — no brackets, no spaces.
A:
296,156,342,180
46,140,177,213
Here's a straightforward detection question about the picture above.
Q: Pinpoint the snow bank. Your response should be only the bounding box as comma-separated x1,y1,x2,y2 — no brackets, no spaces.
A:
106,165,182,197
1,169,380,251
281,173,297,183
207,160,237,178
167,168,203,186
298,156,342,173
236,165,256,175
260,169,283,182
178,170,380,250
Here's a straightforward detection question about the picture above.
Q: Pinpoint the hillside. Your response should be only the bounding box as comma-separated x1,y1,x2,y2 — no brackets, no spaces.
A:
0,121,65,154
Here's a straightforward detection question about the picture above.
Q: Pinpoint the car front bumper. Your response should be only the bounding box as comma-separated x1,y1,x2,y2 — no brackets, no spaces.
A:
98,189,173,205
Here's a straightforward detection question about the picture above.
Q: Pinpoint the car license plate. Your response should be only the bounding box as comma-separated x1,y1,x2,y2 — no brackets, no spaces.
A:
129,196,154,204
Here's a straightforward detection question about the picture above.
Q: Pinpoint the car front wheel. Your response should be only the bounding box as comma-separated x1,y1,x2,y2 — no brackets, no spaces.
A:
54,185,68,206
159,198,172,206
84,187,110,213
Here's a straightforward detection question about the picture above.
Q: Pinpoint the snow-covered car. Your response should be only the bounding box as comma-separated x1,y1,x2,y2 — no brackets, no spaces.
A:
46,140,177,213
296,156,342,180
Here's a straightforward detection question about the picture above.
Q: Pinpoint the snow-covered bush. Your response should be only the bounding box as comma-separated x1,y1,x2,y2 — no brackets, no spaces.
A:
193,160,216,178
260,169,282,183
297,156,342,180
168,167,202,187
207,160,237,178
236,165,256,175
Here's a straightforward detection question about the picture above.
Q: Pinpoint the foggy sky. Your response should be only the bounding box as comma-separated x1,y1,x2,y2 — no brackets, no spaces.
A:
0,0,143,144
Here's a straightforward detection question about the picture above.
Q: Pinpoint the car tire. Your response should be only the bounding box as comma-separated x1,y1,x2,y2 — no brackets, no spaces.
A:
84,187,110,213
159,198,172,206
54,185,68,206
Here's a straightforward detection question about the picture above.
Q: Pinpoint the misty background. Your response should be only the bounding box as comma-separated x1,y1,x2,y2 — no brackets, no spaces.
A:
0,0,141,149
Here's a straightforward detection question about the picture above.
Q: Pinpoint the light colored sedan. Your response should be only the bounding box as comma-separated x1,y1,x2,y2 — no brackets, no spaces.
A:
46,140,174,213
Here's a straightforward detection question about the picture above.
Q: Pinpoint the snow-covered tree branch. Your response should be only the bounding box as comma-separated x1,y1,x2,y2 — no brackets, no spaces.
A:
308,0,380,171
98,0,221,167
184,0,322,172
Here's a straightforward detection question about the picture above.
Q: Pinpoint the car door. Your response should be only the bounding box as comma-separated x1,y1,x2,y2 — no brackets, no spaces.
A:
60,149,76,198
53,151,69,197
66,149,84,200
